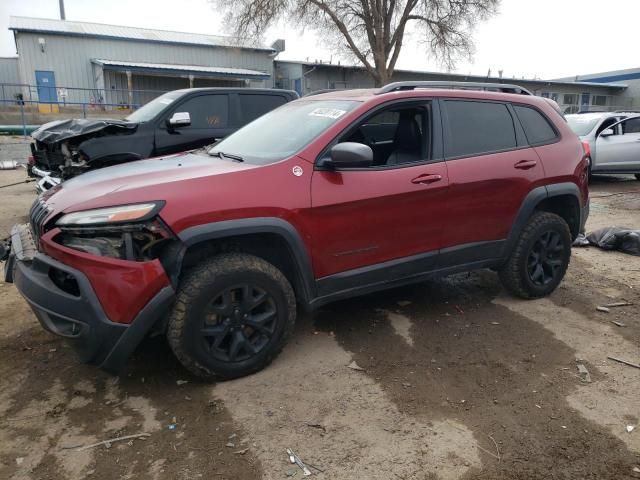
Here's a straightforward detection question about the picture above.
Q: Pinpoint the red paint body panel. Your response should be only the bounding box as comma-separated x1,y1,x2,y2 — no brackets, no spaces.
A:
40,228,171,324
309,163,449,277
441,148,545,247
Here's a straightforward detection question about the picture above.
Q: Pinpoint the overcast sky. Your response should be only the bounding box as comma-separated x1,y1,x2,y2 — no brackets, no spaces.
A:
0,0,638,79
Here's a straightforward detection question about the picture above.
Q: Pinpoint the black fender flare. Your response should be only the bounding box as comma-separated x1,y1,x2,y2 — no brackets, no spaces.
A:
176,217,316,305
503,182,582,258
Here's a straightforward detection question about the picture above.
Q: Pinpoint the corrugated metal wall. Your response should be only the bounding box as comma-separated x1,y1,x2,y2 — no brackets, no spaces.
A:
14,32,274,99
0,57,22,101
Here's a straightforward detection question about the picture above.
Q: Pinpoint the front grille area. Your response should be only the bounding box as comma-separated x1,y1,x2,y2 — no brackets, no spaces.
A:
29,199,51,248
31,142,65,169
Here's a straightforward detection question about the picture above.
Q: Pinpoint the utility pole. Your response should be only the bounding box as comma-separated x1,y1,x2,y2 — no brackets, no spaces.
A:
59,0,66,20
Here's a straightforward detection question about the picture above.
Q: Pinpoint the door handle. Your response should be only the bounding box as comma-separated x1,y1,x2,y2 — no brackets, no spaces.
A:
514,159,537,170
411,173,442,185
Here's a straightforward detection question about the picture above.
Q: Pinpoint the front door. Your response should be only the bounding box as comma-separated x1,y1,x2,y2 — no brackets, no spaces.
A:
595,116,640,171
155,93,234,155
35,71,58,103
310,100,449,293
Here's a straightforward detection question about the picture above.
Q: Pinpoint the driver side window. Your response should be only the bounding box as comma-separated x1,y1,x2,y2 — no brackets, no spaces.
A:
341,103,431,167
622,117,640,134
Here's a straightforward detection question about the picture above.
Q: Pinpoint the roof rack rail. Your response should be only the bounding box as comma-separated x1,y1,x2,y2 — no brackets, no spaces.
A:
613,109,640,113
377,81,533,96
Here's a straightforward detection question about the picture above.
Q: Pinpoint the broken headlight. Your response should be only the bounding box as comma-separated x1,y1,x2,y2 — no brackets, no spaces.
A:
54,202,172,261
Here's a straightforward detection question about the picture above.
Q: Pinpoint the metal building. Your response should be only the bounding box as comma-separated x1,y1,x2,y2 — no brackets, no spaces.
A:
8,16,281,109
275,60,634,114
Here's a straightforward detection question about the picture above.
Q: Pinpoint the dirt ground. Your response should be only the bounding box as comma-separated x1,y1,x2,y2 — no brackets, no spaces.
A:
0,148,639,479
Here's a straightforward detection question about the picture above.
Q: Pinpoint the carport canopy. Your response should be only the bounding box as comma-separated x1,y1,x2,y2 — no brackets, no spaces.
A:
91,59,270,81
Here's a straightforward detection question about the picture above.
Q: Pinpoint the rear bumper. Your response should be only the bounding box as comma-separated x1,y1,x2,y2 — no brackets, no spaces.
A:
5,224,175,373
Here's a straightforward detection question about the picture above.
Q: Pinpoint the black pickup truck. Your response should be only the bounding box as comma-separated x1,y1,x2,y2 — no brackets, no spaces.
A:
28,88,298,191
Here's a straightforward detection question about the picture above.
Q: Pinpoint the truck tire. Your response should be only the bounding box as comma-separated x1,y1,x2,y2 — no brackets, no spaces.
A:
167,253,296,380
499,211,571,299
635,174,640,181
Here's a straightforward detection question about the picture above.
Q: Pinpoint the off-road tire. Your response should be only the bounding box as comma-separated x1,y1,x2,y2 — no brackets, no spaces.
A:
167,253,296,381
499,211,571,299
635,173,640,181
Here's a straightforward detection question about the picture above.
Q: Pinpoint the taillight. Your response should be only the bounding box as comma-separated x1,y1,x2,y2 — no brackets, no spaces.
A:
581,141,591,159
27,155,35,166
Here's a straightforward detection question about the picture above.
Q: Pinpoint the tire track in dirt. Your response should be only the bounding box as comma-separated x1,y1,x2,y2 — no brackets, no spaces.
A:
0,329,263,480
313,271,637,479
214,317,481,480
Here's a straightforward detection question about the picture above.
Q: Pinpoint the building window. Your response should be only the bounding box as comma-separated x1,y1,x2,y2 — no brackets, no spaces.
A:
550,93,559,102
540,92,550,98
563,94,578,105
592,95,607,106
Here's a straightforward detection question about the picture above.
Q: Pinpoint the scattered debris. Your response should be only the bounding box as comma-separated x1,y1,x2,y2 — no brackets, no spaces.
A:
611,320,627,327
225,442,235,448
607,356,640,370
176,380,189,386
633,466,640,473
604,301,633,308
561,426,567,429
233,448,249,455
305,423,327,433
64,433,150,451
347,361,365,372
576,364,592,383
168,424,177,431
397,300,412,307
15,457,24,466
455,305,465,314
627,425,636,433
535,404,542,409
228,433,237,439
596,306,610,313
490,321,500,325
287,448,312,476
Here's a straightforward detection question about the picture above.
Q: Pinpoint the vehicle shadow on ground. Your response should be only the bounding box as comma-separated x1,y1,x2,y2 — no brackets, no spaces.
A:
311,271,636,480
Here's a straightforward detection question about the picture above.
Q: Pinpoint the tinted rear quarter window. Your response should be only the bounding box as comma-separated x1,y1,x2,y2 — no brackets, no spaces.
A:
514,105,558,144
444,100,516,158
239,94,287,123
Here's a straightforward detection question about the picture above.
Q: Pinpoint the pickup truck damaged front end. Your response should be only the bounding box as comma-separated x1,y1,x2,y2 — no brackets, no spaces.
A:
30,119,139,191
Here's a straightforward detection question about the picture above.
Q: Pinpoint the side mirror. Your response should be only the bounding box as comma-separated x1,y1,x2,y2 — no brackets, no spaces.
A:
599,128,614,137
167,111,191,128
321,142,373,169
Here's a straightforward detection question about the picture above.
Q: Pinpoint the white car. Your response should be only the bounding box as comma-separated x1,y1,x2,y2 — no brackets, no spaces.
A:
566,112,640,180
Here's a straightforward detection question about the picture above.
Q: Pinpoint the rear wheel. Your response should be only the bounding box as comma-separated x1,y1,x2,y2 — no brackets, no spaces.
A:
635,174,640,181
167,253,296,380
499,212,571,299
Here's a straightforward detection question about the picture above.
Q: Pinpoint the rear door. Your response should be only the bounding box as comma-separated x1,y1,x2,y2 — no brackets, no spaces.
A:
154,93,233,155
595,116,640,171
438,99,547,266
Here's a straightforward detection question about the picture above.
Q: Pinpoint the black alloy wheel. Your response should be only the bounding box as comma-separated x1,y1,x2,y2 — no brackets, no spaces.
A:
526,230,566,286
201,284,277,362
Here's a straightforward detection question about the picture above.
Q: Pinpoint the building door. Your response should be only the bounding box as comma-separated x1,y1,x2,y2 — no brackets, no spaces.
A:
581,92,590,112
294,78,302,96
35,71,58,103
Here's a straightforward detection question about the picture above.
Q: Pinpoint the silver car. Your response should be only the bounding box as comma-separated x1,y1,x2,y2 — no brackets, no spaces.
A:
566,111,640,181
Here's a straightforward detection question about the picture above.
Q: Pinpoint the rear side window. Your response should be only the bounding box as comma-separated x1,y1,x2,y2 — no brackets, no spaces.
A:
444,100,516,158
173,94,229,129
514,105,558,145
239,94,287,123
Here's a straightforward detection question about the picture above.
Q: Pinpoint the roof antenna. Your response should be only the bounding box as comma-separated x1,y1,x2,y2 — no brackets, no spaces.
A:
59,0,66,20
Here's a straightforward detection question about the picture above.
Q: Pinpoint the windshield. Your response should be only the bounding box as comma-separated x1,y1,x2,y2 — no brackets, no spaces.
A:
126,90,183,123
566,115,601,136
208,99,360,164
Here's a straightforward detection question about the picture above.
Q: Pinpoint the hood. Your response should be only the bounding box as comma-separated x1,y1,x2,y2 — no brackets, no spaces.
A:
42,151,258,216
32,118,138,144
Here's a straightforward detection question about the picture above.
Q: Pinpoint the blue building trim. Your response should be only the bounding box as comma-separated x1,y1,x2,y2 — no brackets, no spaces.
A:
581,72,640,83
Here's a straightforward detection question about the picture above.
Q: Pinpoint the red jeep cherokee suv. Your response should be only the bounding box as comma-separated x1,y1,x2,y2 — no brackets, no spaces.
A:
3,82,589,380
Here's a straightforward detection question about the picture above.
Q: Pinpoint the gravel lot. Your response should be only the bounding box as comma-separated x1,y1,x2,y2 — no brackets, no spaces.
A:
0,164,639,480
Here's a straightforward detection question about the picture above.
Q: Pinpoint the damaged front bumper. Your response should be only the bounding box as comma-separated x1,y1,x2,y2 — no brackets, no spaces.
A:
31,165,62,193
3,223,175,373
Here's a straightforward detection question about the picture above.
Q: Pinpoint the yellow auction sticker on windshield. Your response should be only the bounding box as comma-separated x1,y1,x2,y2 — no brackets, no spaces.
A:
308,108,347,119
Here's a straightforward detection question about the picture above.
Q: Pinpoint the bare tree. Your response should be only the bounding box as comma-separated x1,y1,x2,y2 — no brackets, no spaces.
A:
211,0,499,86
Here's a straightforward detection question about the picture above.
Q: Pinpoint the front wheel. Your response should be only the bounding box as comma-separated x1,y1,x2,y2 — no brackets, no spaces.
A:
635,174,640,181
499,212,571,299
167,253,296,380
